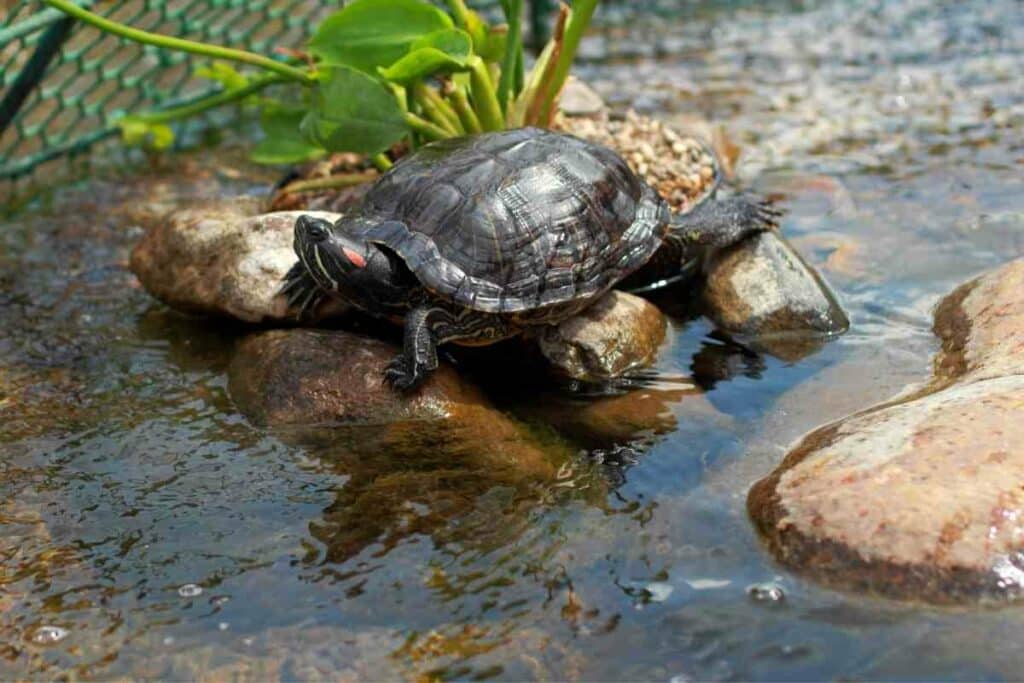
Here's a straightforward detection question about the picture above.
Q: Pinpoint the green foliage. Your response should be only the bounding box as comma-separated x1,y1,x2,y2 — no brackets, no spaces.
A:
251,106,325,164
300,66,408,156
378,29,473,83
308,0,453,74
44,0,602,171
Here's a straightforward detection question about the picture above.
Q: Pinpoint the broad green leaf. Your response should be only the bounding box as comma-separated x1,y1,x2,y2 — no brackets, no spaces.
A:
300,65,408,155
309,0,452,74
251,106,327,165
410,28,472,60
194,61,249,90
379,48,468,83
378,29,473,83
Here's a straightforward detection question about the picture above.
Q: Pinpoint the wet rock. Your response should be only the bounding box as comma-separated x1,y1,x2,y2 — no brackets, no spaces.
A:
227,329,485,425
537,291,667,382
749,258,1024,603
933,258,1024,382
702,230,850,342
130,208,348,324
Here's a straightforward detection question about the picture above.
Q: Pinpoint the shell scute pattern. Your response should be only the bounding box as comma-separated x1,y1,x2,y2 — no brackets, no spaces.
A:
355,127,670,313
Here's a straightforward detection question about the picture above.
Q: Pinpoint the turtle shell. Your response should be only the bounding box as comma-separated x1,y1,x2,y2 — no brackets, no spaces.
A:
346,127,671,313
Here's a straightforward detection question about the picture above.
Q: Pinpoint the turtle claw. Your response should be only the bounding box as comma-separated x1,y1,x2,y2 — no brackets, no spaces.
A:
279,262,323,320
753,199,785,230
384,356,425,392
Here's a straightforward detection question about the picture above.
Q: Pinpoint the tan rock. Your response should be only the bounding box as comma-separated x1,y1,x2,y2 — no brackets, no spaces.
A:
130,208,348,324
536,291,667,382
749,258,1024,603
933,258,1024,382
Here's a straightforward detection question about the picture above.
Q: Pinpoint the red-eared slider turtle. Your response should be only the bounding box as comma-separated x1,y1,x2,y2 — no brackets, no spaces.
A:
282,127,779,391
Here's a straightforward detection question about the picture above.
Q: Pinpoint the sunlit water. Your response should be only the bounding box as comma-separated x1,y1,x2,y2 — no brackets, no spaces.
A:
2,0,1024,678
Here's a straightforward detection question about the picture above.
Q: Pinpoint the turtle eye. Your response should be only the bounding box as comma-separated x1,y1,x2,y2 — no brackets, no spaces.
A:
306,222,331,242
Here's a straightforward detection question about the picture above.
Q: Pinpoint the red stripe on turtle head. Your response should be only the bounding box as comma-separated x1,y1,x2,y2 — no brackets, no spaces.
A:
343,247,367,268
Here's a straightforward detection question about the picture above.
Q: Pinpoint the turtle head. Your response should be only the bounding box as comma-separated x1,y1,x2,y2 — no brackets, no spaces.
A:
293,215,407,307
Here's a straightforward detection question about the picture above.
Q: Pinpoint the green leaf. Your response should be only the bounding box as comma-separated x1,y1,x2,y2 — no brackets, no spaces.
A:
194,61,249,90
309,0,452,74
251,106,327,165
300,65,408,155
410,28,472,59
378,30,473,83
117,117,175,150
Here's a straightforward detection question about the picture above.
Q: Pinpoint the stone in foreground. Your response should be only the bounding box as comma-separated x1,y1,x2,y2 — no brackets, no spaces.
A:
536,291,667,382
703,230,849,341
130,208,347,323
227,329,484,425
749,258,1024,603
227,329,563,480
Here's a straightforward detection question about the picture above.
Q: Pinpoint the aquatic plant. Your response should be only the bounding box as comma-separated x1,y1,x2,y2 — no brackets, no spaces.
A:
42,0,599,180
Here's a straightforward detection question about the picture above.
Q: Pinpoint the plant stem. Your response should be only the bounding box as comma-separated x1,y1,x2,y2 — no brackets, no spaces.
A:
279,171,378,194
372,154,393,172
450,86,483,133
537,0,599,123
42,0,314,84
497,0,523,113
445,0,473,29
404,112,451,141
120,73,287,125
469,57,504,131
414,83,463,134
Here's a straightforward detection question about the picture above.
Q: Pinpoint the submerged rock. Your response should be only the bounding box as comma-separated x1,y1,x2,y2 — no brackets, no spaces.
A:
537,291,667,382
749,258,1024,603
130,208,347,323
702,230,849,343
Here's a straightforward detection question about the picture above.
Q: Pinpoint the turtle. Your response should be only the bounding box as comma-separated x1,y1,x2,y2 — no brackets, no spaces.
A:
281,127,780,391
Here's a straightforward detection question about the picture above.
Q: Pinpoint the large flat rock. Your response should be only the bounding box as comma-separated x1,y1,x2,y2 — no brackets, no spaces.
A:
131,208,347,323
749,258,1024,603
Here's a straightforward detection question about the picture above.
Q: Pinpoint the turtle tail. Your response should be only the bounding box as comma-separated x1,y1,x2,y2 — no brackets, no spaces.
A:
279,261,325,319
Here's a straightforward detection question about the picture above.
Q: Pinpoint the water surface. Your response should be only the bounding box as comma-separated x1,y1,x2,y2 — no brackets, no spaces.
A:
2,0,1024,678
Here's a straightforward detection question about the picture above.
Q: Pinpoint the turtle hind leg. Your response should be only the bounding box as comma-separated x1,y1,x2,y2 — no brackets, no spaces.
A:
280,261,324,319
669,195,783,260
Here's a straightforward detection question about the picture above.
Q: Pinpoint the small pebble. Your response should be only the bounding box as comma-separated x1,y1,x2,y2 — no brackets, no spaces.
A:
747,582,786,603
644,581,674,602
178,583,203,598
31,625,69,645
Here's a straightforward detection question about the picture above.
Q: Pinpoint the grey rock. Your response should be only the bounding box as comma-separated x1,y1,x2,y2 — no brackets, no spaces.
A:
702,230,849,351
131,208,348,323
537,291,667,382
558,77,607,117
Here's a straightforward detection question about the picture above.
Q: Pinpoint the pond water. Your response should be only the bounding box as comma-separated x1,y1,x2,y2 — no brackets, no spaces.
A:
3,0,1024,678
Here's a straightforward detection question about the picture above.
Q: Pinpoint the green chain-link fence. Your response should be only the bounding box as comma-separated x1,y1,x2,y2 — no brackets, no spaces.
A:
1,0,558,185
2,0,743,189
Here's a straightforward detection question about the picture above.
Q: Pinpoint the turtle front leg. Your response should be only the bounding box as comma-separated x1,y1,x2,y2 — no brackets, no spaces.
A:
384,306,453,392
385,305,508,392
